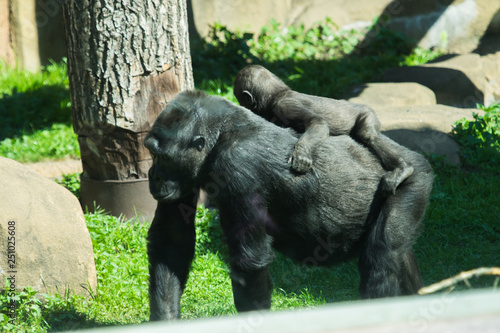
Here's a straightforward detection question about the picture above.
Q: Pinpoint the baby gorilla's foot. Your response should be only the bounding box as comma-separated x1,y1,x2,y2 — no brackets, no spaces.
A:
290,145,313,173
381,165,414,195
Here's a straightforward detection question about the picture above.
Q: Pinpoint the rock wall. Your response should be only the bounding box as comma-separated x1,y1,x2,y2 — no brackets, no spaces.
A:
0,0,14,66
190,0,500,51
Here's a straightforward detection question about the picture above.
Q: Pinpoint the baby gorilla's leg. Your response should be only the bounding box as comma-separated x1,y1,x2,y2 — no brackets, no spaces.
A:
379,155,415,195
353,111,414,195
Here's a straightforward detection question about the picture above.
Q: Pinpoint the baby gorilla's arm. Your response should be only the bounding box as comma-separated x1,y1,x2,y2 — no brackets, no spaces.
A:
275,99,330,173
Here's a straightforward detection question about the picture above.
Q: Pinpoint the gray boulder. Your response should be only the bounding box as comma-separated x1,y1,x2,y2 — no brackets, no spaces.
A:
384,53,500,108
373,104,482,165
371,104,482,133
383,129,460,166
0,157,97,297
348,82,437,107
345,94,482,165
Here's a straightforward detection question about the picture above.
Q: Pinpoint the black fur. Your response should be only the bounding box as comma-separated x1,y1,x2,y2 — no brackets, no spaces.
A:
144,91,433,321
234,65,415,195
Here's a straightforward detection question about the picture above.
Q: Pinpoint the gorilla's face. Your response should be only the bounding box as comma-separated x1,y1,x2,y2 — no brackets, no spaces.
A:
146,152,193,202
144,102,206,202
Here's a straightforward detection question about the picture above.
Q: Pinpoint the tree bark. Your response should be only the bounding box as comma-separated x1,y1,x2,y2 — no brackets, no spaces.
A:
63,0,193,181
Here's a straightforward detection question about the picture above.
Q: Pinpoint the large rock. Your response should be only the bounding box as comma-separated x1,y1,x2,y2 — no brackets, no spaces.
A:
348,82,437,107
0,157,97,297
384,53,500,108
25,159,83,179
384,0,499,52
372,104,483,165
371,104,483,133
481,51,500,103
383,129,461,165
189,0,500,53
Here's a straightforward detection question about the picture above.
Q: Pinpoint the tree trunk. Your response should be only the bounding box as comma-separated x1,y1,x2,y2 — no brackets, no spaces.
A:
63,0,193,219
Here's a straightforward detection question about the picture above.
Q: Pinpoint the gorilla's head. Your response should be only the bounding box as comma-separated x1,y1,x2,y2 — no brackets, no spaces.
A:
144,91,209,201
233,65,289,114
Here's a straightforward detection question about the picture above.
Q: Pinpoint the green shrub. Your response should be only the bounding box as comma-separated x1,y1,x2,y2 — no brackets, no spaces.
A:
55,173,81,199
193,18,443,98
453,103,500,150
452,103,500,169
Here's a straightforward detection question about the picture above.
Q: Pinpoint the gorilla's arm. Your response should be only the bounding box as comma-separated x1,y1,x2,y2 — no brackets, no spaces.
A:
147,196,197,321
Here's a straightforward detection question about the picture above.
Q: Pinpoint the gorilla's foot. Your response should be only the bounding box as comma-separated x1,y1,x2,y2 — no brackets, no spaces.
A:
381,165,414,195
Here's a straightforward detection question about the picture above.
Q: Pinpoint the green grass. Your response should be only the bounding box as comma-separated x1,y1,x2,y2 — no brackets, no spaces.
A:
0,17,498,332
0,59,71,135
2,165,498,332
0,123,79,163
452,103,500,172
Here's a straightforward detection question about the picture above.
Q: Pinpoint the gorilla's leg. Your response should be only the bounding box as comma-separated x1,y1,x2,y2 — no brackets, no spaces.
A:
219,199,276,312
358,203,401,298
147,195,197,321
231,267,273,312
359,156,431,298
353,110,414,195
398,249,423,295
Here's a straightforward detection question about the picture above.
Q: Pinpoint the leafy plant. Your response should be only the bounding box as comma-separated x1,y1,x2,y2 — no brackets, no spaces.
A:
193,17,444,99
249,18,348,62
55,173,81,199
401,45,443,66
452,103,500,169
0,286,49,332
191,23,255,91
453,103,500,149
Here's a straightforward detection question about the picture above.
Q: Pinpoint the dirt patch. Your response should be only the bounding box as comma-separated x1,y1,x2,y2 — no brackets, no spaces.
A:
24,159,82,179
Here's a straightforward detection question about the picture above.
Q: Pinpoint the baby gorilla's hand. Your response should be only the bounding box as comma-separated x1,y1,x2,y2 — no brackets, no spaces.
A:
291,144,313,173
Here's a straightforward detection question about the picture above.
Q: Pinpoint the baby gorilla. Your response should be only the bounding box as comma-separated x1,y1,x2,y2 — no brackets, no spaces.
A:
234,65,413,194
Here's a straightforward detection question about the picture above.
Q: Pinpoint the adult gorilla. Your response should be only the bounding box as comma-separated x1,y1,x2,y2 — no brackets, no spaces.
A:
144,91,433,321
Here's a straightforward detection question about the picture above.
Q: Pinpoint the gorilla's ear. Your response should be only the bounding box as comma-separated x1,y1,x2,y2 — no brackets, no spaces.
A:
144,134,159,153
192,135,205,152
242,90,255,106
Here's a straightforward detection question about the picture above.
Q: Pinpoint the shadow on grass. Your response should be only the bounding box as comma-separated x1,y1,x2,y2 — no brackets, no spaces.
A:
0,85,71,140
43,307,116,332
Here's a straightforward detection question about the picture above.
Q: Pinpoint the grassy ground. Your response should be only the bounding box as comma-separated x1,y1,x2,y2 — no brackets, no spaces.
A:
0,60,79,162
0,19,499,332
